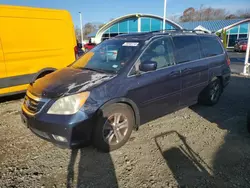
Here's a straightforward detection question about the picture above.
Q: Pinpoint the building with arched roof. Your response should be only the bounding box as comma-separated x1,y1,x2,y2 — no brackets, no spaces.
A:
88,13,182,44
180,18,250,48
88,13,249,48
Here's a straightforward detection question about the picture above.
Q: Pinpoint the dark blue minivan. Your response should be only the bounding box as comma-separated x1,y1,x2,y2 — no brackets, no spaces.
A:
21,31,231,152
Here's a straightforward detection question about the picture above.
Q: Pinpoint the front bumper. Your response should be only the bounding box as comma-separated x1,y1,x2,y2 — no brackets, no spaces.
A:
21,108,94,149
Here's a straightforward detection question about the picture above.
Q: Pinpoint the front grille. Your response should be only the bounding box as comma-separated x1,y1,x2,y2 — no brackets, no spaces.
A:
23,92,46,114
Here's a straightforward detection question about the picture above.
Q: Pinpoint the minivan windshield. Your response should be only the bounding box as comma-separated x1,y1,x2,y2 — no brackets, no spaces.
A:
71,39,142,74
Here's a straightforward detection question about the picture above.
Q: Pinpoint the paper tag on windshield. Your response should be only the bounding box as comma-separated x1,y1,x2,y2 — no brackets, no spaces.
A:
122,42,139,47
112,65,118,68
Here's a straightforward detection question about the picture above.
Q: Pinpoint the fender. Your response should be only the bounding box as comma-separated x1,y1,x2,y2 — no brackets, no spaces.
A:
98,97,141,130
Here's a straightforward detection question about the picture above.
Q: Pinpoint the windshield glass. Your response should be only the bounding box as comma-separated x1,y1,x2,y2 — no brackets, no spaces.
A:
71,39,142,73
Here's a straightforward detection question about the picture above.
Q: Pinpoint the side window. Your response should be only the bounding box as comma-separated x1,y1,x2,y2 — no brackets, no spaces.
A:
138,37,175,72
200,36,224,57
172,36,201,64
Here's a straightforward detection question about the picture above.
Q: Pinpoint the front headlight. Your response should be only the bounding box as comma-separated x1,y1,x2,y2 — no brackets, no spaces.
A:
47,92,90,115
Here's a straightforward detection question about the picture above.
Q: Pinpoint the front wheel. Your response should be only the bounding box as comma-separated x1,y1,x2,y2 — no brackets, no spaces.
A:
199,78,222,106
93,103,134,152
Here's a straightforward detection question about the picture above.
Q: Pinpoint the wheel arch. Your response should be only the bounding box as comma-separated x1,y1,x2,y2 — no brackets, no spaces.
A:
32,68,56,82
210,76,223,89
97,97,140,130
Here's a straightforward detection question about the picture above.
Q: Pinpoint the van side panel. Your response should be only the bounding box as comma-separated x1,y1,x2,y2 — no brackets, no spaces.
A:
0,6,76,95
0,36,10,94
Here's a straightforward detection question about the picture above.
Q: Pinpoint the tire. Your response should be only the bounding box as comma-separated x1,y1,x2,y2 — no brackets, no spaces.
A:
199,78,222,106
93,103,134,152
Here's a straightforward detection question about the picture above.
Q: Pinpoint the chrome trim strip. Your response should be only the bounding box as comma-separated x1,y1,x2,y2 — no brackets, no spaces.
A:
22,105,33,116
22,91,50,116
26,91,48,102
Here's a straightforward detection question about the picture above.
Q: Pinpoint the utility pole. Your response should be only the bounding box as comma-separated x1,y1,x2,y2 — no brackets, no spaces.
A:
79,12,84,44
163,0,167,32
242,30,250,75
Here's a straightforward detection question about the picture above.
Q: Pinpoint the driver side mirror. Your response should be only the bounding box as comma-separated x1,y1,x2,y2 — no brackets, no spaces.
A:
139,60,157,72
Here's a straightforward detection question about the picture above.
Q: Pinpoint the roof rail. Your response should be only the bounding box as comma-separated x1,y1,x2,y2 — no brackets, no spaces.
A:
181,29,210,34
149,29,210,34
149,28,182,33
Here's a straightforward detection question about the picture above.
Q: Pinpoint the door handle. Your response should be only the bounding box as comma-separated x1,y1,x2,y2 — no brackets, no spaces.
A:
169,71,179,77
182,68,192,74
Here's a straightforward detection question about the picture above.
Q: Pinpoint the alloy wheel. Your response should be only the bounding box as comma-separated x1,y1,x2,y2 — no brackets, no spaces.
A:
103,113,129,145
210,81,220,102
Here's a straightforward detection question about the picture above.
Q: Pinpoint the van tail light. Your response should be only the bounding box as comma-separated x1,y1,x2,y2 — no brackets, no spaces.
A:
74,46,78,59
74,46,78,54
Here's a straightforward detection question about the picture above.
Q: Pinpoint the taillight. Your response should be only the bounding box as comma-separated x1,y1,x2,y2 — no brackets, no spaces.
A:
227,57,231,66
74,46,78,59
74,46,78,54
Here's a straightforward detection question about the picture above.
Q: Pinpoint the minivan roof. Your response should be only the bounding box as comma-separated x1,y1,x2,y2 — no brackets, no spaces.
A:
114,29,215,41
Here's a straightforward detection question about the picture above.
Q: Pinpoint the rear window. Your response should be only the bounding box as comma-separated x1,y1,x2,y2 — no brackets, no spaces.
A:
172,36,201,64
199,36,224,57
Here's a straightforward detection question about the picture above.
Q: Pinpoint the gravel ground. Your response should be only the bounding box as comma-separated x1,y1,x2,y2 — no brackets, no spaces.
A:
1,74,250,188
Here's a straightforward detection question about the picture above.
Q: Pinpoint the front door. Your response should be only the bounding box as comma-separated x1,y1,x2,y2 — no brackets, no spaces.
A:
126,36,181,124
172,35,208,106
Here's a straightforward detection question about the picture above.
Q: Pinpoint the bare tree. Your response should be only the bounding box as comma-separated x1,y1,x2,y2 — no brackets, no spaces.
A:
236,9,250,18
226,14,237,19
180,7,195,22
168,15,180,23
180,6,229,22
98,24,106,29
83,23,98,39
75,26,81,42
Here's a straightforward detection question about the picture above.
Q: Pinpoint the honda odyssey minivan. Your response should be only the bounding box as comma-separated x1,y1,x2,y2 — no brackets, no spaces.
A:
21,30,231,152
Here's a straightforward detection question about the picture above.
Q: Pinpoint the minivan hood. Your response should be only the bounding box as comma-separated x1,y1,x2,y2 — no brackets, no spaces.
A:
28,67,114,98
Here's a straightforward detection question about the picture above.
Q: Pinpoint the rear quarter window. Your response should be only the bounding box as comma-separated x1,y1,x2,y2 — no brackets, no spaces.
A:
199,36,224,57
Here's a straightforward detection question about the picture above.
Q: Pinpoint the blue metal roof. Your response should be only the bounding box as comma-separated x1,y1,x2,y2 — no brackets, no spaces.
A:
179,19,244,32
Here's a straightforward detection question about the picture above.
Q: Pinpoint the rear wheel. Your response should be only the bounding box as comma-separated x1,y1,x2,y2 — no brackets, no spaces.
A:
93,103,134,152
199,78,222,106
